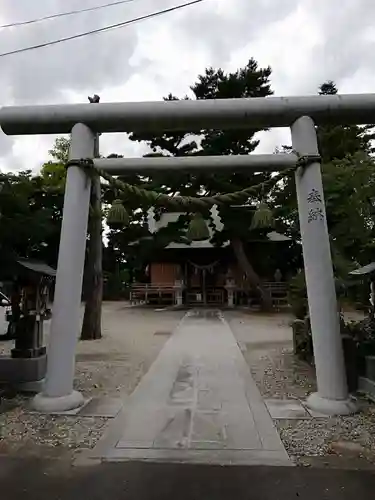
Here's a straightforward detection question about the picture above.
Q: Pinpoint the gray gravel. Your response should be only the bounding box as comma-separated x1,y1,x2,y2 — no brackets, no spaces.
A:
226,310,375,467
0,304,184,458
245,346,317,400
0,398,108,457
2,306,375,467
277,408,375,462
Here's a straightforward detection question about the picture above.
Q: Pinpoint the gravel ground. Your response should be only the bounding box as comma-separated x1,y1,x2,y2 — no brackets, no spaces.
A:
0,303,184,458
277,408,375,466
2,305,374,467
226,309,375,468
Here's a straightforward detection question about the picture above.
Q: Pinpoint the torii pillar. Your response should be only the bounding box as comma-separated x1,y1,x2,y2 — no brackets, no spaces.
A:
33,123,94,412
291,116,357,415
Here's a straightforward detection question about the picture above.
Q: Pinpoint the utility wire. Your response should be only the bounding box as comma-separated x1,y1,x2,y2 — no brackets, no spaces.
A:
0,0,140,29
0,0,205,58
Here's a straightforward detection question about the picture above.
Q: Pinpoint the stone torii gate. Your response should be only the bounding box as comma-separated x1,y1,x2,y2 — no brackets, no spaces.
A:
1,94,373,416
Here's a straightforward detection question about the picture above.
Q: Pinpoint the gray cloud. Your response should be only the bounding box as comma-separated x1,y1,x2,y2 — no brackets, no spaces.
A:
305,0,375,89
1,0,375,169
0,0,300,106
0,0,153,103
0,0,168,164
176,0,300,70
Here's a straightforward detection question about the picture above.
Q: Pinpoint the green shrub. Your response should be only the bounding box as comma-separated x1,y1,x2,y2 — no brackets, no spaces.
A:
345,317,375,353
288,271,308,319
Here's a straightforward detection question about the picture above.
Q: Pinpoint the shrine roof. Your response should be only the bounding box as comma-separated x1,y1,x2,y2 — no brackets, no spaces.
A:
17,259,56,276
144,207,290,249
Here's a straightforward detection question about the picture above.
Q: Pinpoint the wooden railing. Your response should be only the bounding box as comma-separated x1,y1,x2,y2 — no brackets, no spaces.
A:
130,283,176,305
234,282,289,308
130,281,289,308
265,282,289,308
186,288,225,306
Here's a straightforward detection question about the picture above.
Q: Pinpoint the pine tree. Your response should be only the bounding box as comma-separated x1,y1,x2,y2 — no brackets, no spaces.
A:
318,80,375,161
128,59,275,308
274,80,375,276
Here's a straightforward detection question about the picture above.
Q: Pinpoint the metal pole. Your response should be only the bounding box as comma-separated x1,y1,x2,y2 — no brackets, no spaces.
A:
33,123,94,412
291,116,357,415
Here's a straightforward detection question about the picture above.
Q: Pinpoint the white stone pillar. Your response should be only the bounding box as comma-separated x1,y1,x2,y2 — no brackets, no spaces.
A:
174,280,184,307
176,289,183,306
33,123,95,412
225,283,235,308
291,116,356,415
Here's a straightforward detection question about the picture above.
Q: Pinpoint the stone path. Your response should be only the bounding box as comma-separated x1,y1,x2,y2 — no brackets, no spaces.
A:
87,310,290,466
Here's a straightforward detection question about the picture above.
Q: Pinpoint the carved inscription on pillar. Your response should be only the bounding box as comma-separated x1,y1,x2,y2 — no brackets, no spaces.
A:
307,188,324,223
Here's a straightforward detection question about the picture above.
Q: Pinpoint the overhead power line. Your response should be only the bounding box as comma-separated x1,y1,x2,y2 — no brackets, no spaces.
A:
0,0,140,29
0,0,206,58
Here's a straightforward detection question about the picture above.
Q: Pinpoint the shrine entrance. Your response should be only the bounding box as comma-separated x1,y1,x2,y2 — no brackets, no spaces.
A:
186,260,224,306
0,92,370,415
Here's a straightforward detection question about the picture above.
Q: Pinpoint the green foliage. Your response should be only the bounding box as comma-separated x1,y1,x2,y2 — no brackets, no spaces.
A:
276,151,375,275
41,161,66,191
345,317,375,349
292,318,314,363
288,271,308,319
0,137,71,275
323,153,375,267
127,58,275,259
318,81,375,161
274,81,375,302
0,171,60,272
48,137,70,163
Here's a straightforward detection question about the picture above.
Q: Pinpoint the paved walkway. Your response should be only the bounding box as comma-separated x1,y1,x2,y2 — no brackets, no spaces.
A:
88,310,290,466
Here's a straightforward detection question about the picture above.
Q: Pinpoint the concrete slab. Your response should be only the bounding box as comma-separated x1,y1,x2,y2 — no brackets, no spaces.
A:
305,408,331,418
359,377,375,402
100,448,291,465
89,310,291,466
264,399,311,419
78,397,123,418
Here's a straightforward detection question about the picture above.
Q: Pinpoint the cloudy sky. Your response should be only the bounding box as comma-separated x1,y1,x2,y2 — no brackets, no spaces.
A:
0,0,374,173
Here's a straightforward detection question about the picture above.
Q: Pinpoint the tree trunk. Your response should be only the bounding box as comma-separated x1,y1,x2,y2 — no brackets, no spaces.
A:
80,173,103,340
231,237,273,311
